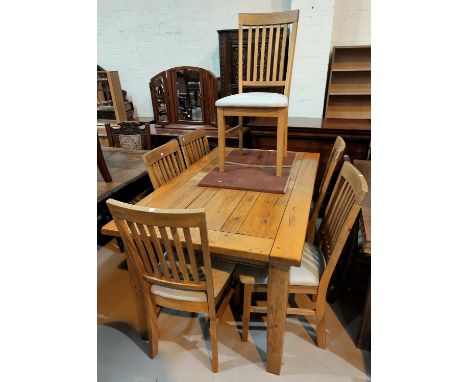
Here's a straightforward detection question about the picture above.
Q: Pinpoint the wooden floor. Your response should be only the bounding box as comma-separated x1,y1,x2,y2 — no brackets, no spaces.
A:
97,147,149,203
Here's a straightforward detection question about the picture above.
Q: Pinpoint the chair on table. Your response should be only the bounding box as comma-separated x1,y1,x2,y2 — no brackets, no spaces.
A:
306,136,346,243
105,121,152,150
178,127,210,167
143,140,187,190
239,161,368,348
215,10,300,176
106,199,236,372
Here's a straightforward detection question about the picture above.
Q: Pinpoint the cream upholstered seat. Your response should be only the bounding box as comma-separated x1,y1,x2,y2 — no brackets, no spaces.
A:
239,242,325,286
215,92,289,108
238,161,368,349
152,260,236,302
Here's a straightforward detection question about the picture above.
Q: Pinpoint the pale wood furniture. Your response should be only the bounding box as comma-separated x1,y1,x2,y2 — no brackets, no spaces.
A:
149,66,218,126
106,200,236,372
307,136,346,242
105,121,152,150
97,69,134,122
216,10,300,177
239,161,368,349
101,147,320,374
178,127,211,166
143,140,187,190
324,46,371,120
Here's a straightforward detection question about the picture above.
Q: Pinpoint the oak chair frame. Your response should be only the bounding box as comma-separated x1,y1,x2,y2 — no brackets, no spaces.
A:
307,136,346,243
178,127,211,167
217,10,299,177
105,121,152,150
106,199,235,372
240,161,368,348
143,140,187,190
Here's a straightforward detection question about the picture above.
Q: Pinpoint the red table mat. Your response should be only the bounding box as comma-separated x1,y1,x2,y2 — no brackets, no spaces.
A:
198,149,296,194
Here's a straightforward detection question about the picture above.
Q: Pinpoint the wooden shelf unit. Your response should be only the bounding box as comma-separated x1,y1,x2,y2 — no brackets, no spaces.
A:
324,46,371,119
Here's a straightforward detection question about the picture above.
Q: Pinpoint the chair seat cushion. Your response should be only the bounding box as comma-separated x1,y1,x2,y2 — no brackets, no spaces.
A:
215,92,288,108
239,243,326,287
151,260,236,303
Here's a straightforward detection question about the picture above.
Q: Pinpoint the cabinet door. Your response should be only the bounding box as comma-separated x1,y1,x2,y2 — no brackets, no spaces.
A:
149,71,172,125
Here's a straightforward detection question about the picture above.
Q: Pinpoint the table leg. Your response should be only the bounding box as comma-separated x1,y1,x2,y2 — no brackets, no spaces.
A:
127,256,149,340
276,112,285,177
267,262,290,374
217,107,225,172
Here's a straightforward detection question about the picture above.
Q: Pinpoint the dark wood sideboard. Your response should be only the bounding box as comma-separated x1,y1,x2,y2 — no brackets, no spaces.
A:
247,117,371,199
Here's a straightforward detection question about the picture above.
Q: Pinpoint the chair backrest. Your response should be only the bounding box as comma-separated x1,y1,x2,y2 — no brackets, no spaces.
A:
143,140,187,189
238,10,299,97
314,161,368,289
106,199,216,303
307,137,346,241
178,127,211,167
105,121,151,150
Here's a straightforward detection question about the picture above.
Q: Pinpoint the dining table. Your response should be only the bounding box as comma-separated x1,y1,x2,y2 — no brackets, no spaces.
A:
101,147,320,374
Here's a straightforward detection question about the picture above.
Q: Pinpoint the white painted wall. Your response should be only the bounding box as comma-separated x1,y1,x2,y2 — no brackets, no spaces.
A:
289,0,335,117
98,0,340,119
331,0,371,46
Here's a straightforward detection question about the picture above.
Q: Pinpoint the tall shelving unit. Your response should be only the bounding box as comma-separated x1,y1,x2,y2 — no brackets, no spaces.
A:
324,45,371,120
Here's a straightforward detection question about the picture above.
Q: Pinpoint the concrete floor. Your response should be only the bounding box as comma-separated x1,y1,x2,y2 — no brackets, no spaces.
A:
98,240,370,381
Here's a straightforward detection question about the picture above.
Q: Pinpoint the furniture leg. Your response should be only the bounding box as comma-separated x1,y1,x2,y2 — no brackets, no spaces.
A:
127,257,149,340
242,283,253,342
283,110,288,157
209,318,219,372
276,111,285,177
238,116,243,153
217,108,226,172
356,278,371,350
145,292,159,358
315,290,327,349
267,262,290,374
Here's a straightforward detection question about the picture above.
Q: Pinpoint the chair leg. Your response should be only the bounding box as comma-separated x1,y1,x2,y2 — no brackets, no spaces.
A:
238,116,243,153
146,296,159,358
241,283,253,342
217,107,226,173
315,294,326,349
209,318,219,372
284,120,288,157
276,111,285,177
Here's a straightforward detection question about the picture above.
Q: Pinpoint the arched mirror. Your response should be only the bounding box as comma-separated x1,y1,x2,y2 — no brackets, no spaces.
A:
149,66,217,126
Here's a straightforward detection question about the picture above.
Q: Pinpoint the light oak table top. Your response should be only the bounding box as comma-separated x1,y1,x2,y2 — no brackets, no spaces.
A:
102,147,319,267
97,147,149,203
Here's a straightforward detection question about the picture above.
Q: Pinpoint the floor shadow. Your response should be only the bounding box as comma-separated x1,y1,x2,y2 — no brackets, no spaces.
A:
104,321,148,354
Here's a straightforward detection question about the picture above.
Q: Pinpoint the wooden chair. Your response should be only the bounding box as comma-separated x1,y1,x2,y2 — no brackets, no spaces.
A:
216,10,300,177
106,199,236,372
306,136,346,243
143,140,186,189
238,161,368,348
97,134,112,182
178,127,211,167
105,121,151,150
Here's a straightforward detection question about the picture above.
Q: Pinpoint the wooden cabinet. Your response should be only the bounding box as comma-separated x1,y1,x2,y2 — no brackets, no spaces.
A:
324,46,371,120
149,66,218,126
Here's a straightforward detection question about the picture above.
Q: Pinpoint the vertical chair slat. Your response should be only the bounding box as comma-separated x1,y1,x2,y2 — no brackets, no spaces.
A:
136,223,161,278
128,222,153,274
272,25,281,81
159,226,180,281
183,227,199,283
259,26,266,81
170,227,190,282
266,25,274,81
279,24,288,81
253,26,259,81
148,225,170,279
247,26,252,81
